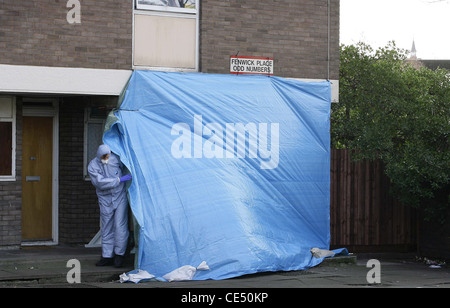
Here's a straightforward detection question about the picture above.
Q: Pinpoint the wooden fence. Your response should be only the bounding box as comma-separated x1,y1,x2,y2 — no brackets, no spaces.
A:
330,149,417,252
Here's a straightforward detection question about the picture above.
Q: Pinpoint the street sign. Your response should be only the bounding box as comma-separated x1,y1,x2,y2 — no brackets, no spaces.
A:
230,56,274,75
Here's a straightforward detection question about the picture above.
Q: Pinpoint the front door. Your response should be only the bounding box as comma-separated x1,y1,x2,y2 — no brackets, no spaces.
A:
22,116,53,242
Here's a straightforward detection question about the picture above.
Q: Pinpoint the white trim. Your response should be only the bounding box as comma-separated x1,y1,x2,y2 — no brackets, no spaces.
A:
135,0,198,15
195,2,200,72
136,4,196,14
85,230,102,248
0,64,132,96
132,65,199,73
83,107,108,181
22,99,59,246
0,96,16,181
83,108,89,181
21,241,58,247
134,7,197,18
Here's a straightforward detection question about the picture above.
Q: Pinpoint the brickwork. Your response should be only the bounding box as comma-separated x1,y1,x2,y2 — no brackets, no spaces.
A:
0,0,338,75
58,97,117,244
0,97,119,248
0,101,22,248
0,0,341,247
200,0,340,80
0,0,132,70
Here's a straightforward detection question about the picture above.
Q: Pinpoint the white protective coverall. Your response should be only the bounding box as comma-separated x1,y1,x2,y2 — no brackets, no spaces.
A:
88,144,129,258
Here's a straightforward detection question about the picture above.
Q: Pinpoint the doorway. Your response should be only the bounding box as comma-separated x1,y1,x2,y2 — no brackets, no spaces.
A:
21,101,58,244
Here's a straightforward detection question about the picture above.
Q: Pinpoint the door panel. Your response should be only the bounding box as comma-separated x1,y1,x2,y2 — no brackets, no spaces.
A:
22,116,53,241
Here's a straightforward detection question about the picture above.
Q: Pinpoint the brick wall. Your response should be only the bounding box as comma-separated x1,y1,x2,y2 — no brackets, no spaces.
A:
1,0,339,76
0,101,22,248
58,97,117,244
200,0,340,80
0,0,132,70
1,97,119,248
0,0,340,248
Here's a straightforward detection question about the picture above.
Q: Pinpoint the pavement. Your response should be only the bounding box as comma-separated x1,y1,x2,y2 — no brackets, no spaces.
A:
0,245,133,286
0,245,449,289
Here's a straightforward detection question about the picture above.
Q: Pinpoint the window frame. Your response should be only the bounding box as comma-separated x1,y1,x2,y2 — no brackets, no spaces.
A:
135,0,198,15
0,96,16,181
83,107,110,181
133,0,200,72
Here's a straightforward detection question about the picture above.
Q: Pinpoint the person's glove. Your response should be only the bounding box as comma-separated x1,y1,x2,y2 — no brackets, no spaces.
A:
119,174,132,182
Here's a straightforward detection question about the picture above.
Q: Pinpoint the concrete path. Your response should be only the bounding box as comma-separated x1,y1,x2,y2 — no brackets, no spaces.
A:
0,246,448,289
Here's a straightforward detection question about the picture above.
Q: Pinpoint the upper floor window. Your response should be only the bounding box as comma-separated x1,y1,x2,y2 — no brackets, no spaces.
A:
136,0,197,14
133,0,199,71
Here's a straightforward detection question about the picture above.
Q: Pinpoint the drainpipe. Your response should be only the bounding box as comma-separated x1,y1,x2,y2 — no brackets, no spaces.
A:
327,0,331,81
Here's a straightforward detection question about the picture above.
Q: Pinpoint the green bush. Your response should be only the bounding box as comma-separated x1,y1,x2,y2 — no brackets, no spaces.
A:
332,42,450,221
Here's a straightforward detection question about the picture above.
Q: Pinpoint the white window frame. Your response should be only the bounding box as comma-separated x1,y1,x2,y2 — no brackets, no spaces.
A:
83,107,109,181
135,0,198,15
133,0,200,72
0,96,16,181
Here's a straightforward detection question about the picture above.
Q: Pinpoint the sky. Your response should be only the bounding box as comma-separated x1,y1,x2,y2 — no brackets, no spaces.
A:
340,0,450,59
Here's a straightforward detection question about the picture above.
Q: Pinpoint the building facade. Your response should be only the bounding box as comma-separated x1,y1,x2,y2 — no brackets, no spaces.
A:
0,0,339,248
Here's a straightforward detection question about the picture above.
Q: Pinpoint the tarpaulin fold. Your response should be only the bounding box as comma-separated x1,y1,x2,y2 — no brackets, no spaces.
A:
104,70,332,280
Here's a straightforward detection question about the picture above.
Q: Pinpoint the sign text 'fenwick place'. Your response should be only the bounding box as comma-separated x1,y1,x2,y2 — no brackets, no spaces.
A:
230,56,274,76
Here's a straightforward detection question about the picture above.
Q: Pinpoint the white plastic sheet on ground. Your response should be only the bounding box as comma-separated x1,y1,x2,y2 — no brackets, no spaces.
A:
104,71,333,280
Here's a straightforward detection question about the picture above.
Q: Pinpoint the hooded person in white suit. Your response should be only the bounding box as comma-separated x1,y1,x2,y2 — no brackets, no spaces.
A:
88,144,132,268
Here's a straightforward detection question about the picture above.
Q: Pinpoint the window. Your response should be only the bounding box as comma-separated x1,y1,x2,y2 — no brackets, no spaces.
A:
0,122,12,176
0,96,16,181
83,107,112,180
133,0,199,71
136,0,197,14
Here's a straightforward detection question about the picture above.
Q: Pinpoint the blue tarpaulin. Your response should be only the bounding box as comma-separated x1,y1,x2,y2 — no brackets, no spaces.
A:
104,70,334,280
